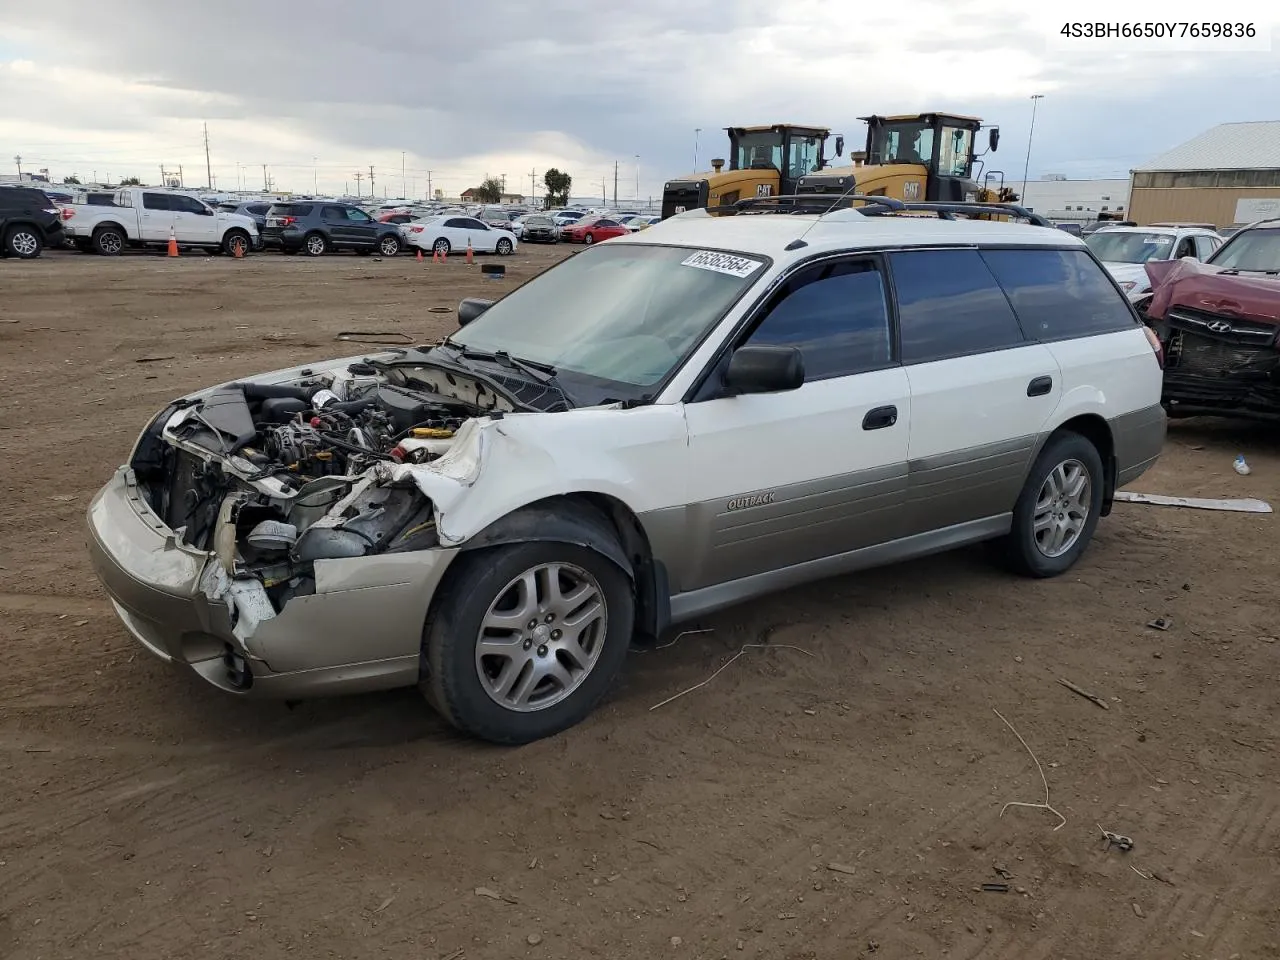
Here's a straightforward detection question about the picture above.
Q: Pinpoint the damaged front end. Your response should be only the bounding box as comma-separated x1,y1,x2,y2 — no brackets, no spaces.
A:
109,350,520,691
1143,258,1280,422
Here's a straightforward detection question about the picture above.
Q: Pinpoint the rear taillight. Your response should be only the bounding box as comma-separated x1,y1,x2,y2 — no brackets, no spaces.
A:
281,216,296,226
409,226,424,233
60,207,74,220
1143,325,1165,369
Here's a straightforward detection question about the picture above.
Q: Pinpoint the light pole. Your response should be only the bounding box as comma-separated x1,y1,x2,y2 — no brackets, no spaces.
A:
634,154,639,202
693,129,701,171
313,156,318,195
401,151,406,198
1020,94,1044,204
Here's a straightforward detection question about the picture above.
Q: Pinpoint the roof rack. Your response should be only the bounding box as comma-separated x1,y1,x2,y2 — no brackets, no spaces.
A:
862,202,1053,228
715,194,906,216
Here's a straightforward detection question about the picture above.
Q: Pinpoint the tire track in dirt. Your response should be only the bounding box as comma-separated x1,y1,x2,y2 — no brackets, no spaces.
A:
0,591,111,617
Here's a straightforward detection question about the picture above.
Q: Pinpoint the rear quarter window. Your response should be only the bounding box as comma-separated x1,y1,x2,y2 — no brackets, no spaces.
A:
980,248,1136,341
267,204,313,217
889,249,1027,364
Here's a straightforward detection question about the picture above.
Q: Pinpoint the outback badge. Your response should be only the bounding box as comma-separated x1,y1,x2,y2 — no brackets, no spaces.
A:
726,492,776,511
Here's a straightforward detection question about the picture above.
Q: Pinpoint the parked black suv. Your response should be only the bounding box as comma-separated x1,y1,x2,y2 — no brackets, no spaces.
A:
0,186,65,259
262,202,404,256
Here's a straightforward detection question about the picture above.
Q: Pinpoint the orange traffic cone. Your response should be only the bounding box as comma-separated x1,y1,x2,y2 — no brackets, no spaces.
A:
441,245,447,262
166,227,179,257
466,238,474,264
416,247,423,262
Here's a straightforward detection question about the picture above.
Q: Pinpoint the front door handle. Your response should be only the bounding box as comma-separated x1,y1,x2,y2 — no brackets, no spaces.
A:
862,405,898,430
1027,376,1053,397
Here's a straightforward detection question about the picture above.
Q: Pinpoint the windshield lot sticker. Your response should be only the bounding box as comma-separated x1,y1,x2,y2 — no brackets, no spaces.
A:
681,250,764,278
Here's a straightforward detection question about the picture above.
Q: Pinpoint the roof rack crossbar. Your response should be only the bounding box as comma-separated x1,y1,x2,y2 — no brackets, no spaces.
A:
708,194,906,216
859,202,1053,228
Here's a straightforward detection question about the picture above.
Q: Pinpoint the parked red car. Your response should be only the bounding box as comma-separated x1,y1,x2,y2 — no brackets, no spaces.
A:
559,215,629,245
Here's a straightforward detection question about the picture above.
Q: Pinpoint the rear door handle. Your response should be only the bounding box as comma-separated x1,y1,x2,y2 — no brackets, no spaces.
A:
1027,376,1053,397
862,405,898,430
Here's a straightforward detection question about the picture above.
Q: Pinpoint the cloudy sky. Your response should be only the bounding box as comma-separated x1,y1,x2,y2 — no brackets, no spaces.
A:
1,0,1276,202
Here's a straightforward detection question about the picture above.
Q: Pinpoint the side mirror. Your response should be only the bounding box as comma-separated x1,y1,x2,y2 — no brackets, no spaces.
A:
457,298,494,327
835,135,845,157
988,128,1000,152
722,344,804,395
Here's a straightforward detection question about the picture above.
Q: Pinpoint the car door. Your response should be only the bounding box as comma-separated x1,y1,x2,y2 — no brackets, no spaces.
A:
170,194,219,243
139,192,173,242
1173,234,1197,260
463,217,497,252
680,255,911,592
888,248,1062,537
344,206,379,247
440,217,470,249
321,205,352,245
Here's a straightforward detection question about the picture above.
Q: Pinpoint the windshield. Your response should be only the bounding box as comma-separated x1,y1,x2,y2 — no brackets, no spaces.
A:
445,244,767,402
1210,228,1280,272
869,122,935,165
732,132,784,171
1085,231,1175,264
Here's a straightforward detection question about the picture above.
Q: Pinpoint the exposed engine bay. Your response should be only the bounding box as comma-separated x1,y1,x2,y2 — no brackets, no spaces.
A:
128,353,519,637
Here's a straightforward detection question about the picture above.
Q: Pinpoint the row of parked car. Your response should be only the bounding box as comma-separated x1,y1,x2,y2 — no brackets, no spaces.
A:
0,183,665,259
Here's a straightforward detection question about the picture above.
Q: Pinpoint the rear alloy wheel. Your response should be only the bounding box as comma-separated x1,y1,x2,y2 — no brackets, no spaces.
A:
496,238,513,255
584,232,595,245
4,226,42,259
1000,432,1104,578
379,234,402,256
432,238,450,256
422,541,634,744
93,227,125,256
303,232,328,256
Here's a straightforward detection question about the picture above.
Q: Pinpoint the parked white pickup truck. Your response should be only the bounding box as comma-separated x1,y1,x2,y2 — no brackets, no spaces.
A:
60,188,260,256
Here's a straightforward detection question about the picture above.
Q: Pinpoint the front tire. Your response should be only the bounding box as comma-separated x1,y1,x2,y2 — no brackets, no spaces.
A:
222,229,251,257
584,232,595,245
432,237,450,256
303,232,328,256
1001,432,1105,578
378,234,402,256
496,238,513,255
4,226,43,259
421,541,634,744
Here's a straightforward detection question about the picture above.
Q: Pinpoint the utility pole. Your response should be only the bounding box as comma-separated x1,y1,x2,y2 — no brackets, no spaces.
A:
313,156,318,195
203,122,212,188
500,173,507,198
353,171,364,198
14,155,22,178
530,168,537,205
401,151,406,198
634,155,640,203
426,170,433,200
694,128,701,170
368,165,375,196
613,161,618,207
1021,94,1045,203
601,176,606,206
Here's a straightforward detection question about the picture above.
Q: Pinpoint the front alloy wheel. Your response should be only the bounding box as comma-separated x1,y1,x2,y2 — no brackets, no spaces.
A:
475,562,606,712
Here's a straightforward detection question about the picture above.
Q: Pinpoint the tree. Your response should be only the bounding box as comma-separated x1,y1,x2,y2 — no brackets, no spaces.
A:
543,168,572,209
470,177,503,203
119,176,142,186
63,175,81,185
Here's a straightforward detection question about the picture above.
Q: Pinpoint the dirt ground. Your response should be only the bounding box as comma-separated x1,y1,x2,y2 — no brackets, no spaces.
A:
1,245,1278,960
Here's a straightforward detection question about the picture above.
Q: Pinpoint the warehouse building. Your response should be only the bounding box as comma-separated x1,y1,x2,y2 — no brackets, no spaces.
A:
1129,121,1280,227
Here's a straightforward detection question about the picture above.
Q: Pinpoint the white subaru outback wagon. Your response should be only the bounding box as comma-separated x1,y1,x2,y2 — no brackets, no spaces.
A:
87,203,1166,743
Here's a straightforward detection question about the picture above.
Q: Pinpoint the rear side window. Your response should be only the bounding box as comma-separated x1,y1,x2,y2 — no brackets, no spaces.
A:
980,248,1136,341
1193,235,1218,260
889,250,1026,364
248,204,270,215
267,204,313,217
747,258,892,380
143,193,171,211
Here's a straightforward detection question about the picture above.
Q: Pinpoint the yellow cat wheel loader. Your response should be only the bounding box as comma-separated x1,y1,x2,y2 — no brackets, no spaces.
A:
795,112,1016,210
660,124,846,219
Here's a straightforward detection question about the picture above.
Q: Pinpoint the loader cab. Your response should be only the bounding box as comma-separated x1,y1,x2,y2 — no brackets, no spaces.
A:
661,123,839,219
863,113,989,201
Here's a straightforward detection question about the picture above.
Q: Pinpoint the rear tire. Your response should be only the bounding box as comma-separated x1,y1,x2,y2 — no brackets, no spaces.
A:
303,232,328,256
1000,431,1105,578
421,541,634,744
4,226,43,259
93,226,125,256
584,232,595,245
378,234,402,256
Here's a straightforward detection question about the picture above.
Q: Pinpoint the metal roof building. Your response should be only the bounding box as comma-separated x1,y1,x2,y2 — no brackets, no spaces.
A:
1129,121,1280,227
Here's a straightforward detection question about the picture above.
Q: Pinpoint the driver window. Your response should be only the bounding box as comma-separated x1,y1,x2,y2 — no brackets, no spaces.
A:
786,136,821,179
938,127,973,177
745,259,892,381
1174,237,1196,258
346,208,372,222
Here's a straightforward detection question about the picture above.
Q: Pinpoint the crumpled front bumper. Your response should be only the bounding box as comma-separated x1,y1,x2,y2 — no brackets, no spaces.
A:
86,466,459,698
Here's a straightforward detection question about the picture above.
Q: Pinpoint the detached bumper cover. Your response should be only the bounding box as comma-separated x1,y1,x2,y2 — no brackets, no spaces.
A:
87,467,459,698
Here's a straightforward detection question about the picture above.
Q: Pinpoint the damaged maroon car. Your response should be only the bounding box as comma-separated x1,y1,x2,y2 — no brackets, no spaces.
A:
1140,218,1280,422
